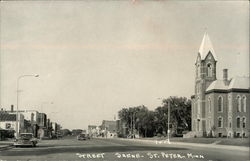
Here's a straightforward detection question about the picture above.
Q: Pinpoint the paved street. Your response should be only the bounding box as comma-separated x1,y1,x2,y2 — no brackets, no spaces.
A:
0,137,249,161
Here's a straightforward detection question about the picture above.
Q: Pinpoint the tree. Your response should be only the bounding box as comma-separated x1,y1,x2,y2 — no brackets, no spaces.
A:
118,105,156,137
154,106,168,135
158,96,191,135
117,96,191,138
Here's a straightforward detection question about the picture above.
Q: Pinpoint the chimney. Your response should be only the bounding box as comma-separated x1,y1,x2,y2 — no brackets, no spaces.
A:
223,69,229,85
11,105,14,112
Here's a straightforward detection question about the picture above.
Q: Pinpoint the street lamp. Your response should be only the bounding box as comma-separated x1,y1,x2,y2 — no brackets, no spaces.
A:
16,74,39,138
158,97,177,144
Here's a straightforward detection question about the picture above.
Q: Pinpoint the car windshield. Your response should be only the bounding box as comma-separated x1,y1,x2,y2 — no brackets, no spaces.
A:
20,134,33,139
79,134,86,137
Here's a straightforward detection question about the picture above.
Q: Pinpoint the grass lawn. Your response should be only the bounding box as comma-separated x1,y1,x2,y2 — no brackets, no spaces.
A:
140,137,250,147
218,138,250,147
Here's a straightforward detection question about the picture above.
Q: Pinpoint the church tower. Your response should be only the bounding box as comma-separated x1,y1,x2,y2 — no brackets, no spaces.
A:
192,32,217,136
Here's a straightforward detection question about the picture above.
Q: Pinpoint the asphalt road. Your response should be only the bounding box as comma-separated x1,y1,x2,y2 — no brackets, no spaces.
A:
0,137,249,161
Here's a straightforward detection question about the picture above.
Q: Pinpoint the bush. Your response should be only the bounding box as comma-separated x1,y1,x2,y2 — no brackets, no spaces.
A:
174,133,183,137
118,133,126,138
156,133,162,137
0,130,15,140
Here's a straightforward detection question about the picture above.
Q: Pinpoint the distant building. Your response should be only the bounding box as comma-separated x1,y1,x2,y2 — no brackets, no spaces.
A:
100,120,117,138
1,105,62,139
0,111,24,137
88,125,97,137
7,106,41,137
116,120,128,138
190,33,250,138
71,129,83,136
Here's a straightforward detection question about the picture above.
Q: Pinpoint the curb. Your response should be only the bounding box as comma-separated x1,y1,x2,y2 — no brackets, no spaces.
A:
171,141,249,152
0,144,14,151
116,138,249,152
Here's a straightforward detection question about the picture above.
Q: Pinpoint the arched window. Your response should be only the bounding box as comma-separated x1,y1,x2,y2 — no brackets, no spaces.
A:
208,97,211,113
242,96,246,112
228,95,232,113
242,117,246,128
237,96,241,112
207,63,212,77
218,117,223,128
236,117,240,128
218,96,223,112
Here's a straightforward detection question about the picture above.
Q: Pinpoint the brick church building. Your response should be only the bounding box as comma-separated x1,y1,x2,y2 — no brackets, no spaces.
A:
190,33,249,138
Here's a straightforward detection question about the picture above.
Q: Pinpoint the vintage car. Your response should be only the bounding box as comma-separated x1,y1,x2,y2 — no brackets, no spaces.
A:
77,133,88,140
14,133,38,147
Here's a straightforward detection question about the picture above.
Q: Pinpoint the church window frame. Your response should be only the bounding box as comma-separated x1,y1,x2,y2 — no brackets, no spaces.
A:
242,95,246,112
218,96,223,112
228,117,232,128
236,117,241,128
218,117,223,128
242,117,246,128
236,95,241,112
207,63,213,77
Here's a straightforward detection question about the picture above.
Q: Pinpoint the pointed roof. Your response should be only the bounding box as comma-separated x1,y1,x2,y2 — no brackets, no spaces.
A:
198,32,217,61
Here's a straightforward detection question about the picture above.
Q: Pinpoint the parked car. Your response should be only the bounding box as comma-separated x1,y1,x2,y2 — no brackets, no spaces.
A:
77,133,87,140
14,133,38,147
86,134,91,139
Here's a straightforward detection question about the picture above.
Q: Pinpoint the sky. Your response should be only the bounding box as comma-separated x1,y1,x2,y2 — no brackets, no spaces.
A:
0,1,249,130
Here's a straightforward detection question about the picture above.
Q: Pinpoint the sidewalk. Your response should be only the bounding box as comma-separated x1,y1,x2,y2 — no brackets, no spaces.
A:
118,138,249,152
0,141,14,151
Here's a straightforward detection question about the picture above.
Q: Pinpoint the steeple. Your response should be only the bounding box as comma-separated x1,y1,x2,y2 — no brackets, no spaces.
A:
198,32,217,61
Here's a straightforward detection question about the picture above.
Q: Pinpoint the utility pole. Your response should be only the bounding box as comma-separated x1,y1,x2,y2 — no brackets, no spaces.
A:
167,100,171,144
130,114,133,138
16,74,39,138
133,112,136,139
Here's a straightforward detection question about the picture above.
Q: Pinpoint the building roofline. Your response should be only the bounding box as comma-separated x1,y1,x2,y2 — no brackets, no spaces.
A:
205,88,250,94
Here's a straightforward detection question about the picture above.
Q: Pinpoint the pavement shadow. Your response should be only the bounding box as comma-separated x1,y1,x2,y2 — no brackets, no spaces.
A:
0,145,188,156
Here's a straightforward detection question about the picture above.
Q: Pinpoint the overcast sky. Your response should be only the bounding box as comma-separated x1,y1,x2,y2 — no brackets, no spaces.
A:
0,1,249,130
